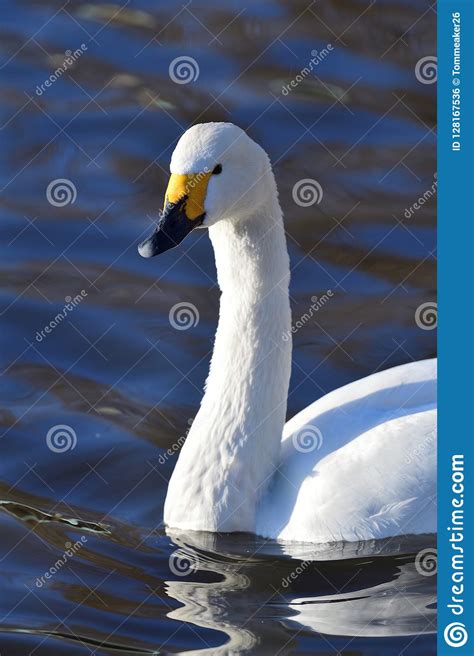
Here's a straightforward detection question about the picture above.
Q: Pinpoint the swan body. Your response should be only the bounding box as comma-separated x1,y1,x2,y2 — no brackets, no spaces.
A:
259,358,436,543
138,122,437,544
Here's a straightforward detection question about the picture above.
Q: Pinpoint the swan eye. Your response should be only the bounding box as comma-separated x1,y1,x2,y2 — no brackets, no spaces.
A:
212,164,222,175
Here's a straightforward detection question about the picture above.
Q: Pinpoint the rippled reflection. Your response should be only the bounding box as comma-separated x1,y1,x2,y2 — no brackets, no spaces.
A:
164,532,436,654
1,0,436,652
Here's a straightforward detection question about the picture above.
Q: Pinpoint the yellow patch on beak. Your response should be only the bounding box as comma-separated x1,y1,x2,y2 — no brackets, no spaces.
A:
164,171,212,221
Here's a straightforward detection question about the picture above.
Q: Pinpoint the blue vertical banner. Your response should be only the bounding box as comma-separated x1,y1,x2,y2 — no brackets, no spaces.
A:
438,0,474,653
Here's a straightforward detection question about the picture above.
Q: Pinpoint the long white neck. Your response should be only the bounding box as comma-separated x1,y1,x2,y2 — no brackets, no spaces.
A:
164,185,292,533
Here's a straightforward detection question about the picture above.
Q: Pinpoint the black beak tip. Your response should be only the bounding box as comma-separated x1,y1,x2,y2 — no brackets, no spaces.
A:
138,199,205,260
138,236,156,258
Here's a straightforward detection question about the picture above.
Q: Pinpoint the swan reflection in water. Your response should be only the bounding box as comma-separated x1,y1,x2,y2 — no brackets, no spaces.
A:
164,531,436,654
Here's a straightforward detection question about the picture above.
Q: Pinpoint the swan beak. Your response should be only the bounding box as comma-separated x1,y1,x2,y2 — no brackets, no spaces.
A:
138,171,211,258
138,197,204,257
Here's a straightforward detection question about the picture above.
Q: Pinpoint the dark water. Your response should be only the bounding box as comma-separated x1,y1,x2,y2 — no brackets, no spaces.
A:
1,0,437,654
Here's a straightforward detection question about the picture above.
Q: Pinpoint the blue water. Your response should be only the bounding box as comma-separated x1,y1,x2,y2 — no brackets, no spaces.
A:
0,0,436,653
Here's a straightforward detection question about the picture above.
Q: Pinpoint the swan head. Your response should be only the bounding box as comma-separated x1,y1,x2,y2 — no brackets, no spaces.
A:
138,122,272,257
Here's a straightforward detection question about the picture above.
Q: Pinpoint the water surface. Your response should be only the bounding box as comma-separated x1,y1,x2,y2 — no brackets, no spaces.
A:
1,0,436,653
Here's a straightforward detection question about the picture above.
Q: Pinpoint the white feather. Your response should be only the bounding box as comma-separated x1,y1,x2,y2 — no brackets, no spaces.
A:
163,123,437,543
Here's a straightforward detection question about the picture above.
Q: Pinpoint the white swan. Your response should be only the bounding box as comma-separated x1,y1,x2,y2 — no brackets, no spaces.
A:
138,122,437,544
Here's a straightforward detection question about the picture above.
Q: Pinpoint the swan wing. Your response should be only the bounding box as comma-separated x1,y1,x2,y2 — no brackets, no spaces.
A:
256,359,437,543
